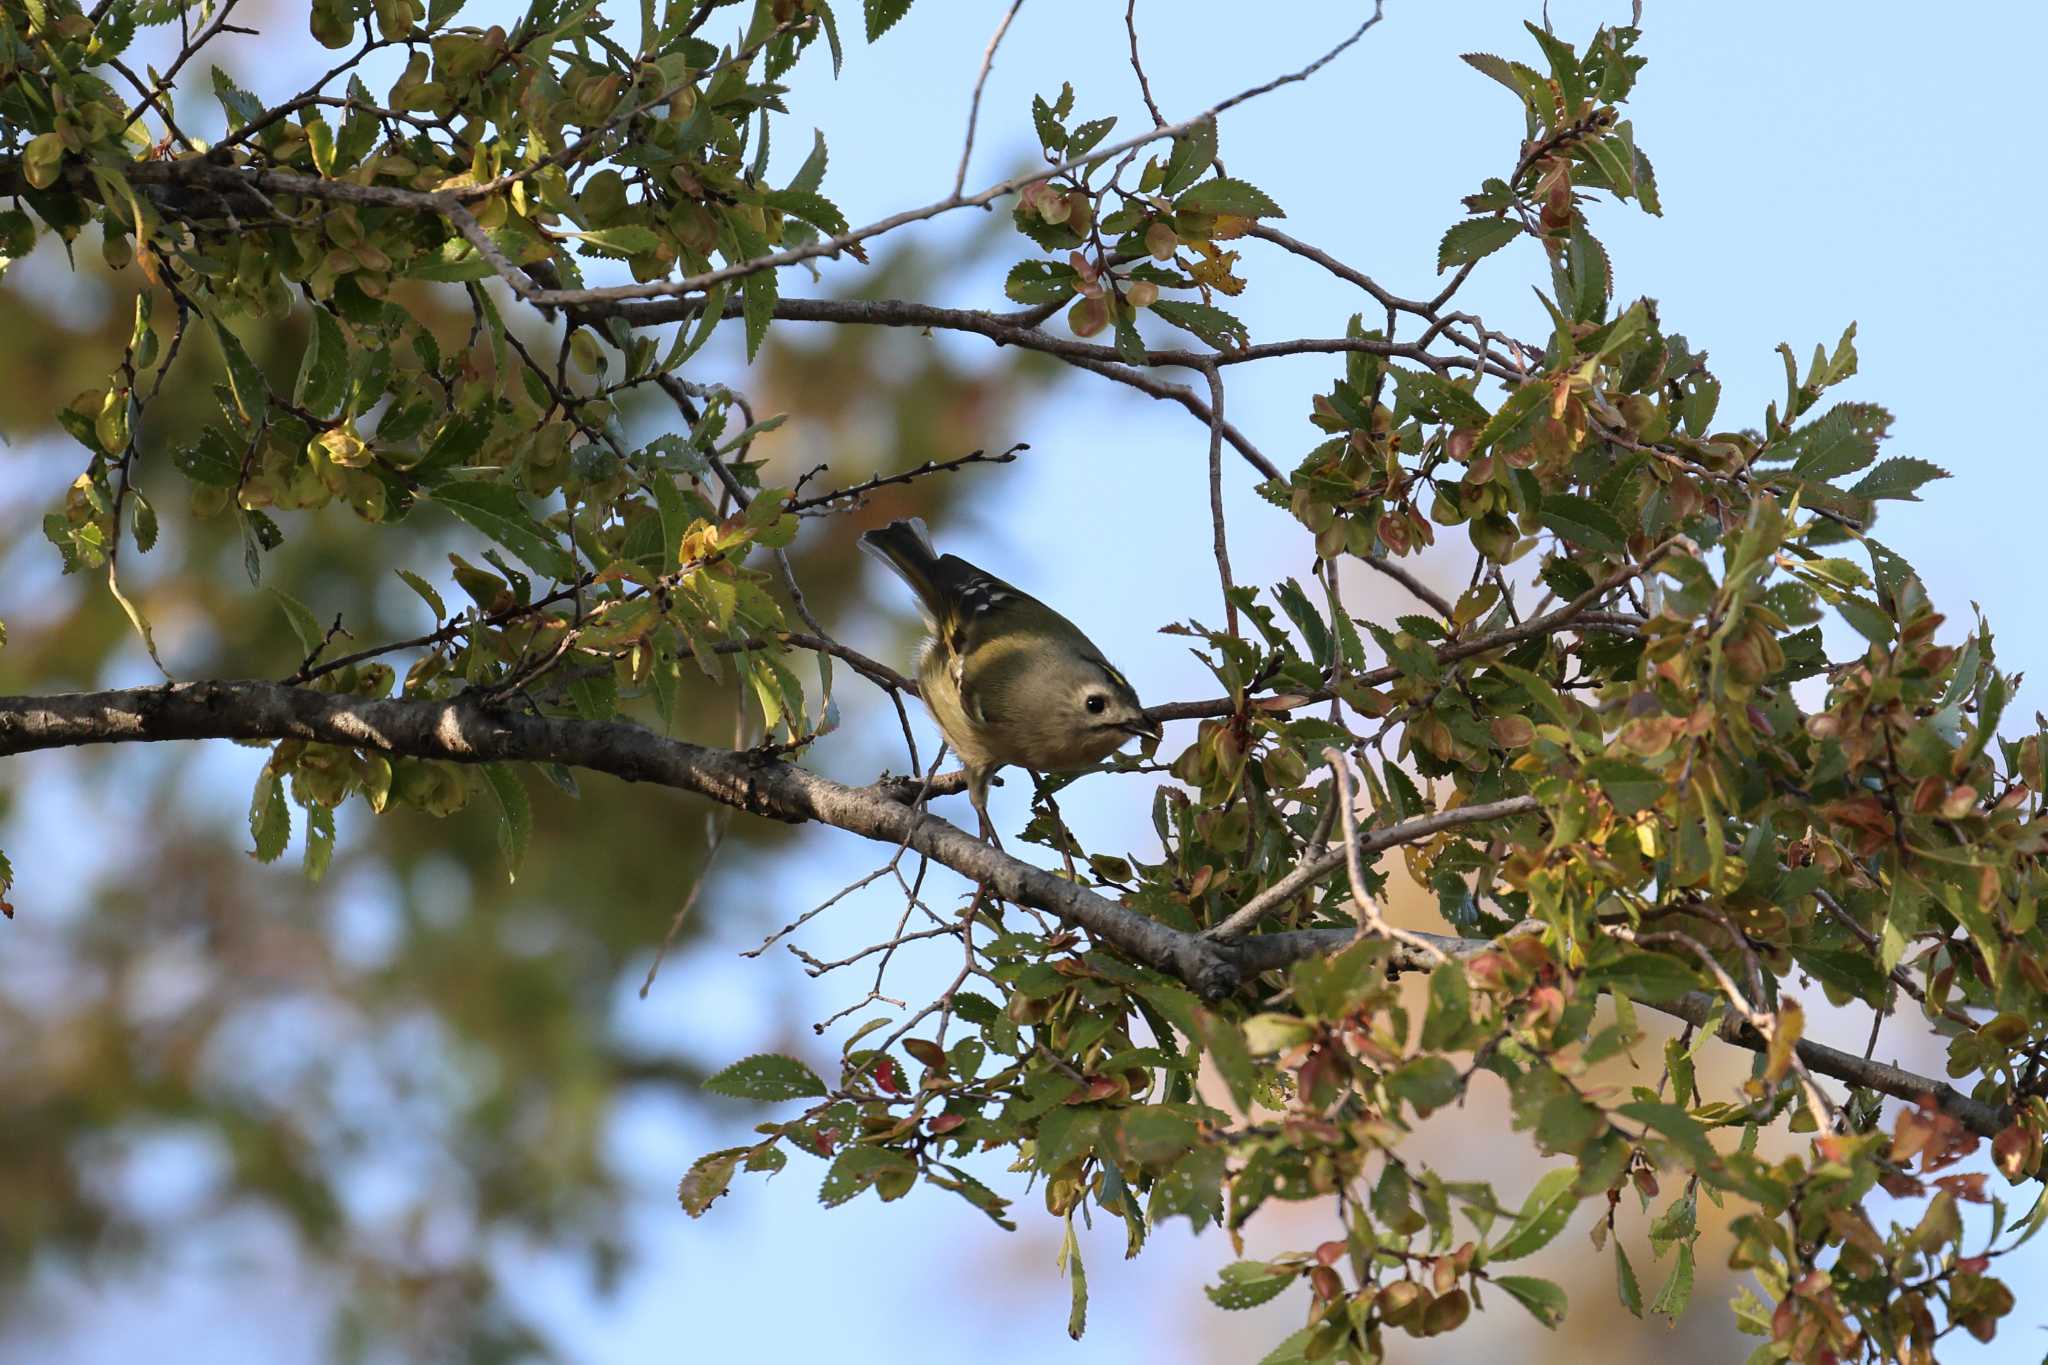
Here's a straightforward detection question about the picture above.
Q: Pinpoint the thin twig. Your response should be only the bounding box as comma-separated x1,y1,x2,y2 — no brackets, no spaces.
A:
1324,748,1449,963
1201,365,1239,636
954,1,1027,196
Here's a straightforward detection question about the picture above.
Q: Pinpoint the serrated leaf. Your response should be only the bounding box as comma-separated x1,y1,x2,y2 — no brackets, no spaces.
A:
269,587,324,655
304,803,336,882
1151,299,1248,351
1615,1242,1643,1317
1494,1273,1568,1329
211,66,265,130
818,1146,915,1207
1003,259,1078,305
1583,756,1662,816
129,493,157,554
1491,1167,1578,1261
1067,115,1117,159
1437,216,1519,272
394,569,446,620
789,130,829,195
1779,402,1891,481
249,768,290,863
571,226,661,257
1537,492,1628,554
481,764,531,883
678,1147,745,1217
429,482,578,580
1205,1260,1295,1311
703,1053,827,1101
731,220,777,361
1581,949,1703,1003
293,307,349,420
210,320,268,427
1649,1243,1695,1320
1461,51,1545,106
1175,176,1283,219
1851,456,1948,502
763,188,847,237
1160,117,1217,196
862,0,911,42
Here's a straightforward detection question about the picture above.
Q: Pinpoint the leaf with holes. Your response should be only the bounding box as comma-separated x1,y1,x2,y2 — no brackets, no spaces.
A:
704,1053,827,1102
1152,299,1248,351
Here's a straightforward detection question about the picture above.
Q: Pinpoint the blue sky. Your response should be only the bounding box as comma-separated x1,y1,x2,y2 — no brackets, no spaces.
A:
10,3,2048,1363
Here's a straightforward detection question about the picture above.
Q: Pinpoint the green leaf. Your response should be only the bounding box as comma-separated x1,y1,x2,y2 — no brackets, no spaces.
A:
428,483,578,580
703,1053,827,1102
1188,1007,1255,1114
1391,367,1491,429
1067,115,1117,159
1437,216,1519,272
1537,492,1628,554
211,67,266,130
1582,757,1662,816
1160,117,1217,196
1205,1260,1295,1311
304,803,336,882
1649,1243,1695,1321
789,130,829,195
1386,1055,1462,1113
732,220,777,361
1421,959,1473,1050
1579,135,1635,199
481,764,531,883
269,588,324,655
1615,1242,1643,1317
249,768,290,863
1851,456,1949,502
1490,1166,1577,1261
210,320,269,428
819,1146,915,1207
1062,1219,1088,1339
1151,299,1248,351
1004,259,1079,305
293,307,349,420
1175,176,1284,219
1616,1100,1717,1165
862,0,911,41
570,226,661,256
394,569,446,620
763,189,848,237
1493,1273,1568,1329
1272,578,1331,668
1581,949,1704,1003
1779,402,1891,482
1794,947,1888,1005
678,1147,745,1217
129,493,158,554
1460,51,1546,106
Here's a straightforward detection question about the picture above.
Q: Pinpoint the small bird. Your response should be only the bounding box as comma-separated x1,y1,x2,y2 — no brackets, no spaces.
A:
860,517,1160,840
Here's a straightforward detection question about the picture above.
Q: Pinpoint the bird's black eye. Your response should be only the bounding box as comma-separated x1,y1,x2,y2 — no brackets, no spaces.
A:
1085,694,1107,715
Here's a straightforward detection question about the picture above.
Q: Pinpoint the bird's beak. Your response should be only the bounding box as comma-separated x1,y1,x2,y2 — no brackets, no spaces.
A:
1125,715,1164,741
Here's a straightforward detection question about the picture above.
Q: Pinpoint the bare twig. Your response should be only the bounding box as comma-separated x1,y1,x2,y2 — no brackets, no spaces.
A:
1201,365,1239,635
1324,748,1449,963
1205,794,1542,940
954,1,1027,196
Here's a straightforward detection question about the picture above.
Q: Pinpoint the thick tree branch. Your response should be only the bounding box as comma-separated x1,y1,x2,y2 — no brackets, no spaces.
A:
0,681,2006,1137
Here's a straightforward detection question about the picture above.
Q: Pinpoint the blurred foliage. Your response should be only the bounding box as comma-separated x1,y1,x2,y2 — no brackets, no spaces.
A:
0,2,2044,1363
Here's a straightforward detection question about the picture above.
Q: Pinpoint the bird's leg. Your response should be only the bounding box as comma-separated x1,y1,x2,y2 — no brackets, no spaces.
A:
1030,772,1079,881
969,769,1003,851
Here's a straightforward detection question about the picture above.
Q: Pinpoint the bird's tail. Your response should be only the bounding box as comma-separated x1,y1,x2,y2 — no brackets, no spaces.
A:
859,518,944,622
